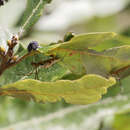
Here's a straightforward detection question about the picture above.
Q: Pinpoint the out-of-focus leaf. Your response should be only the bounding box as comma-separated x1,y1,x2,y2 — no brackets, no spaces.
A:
112,109,130,130
17,0,52,36
2,93,130,130
0,75,116,105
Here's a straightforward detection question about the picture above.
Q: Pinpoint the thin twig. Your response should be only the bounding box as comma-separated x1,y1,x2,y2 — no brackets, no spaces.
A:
0,52,37,76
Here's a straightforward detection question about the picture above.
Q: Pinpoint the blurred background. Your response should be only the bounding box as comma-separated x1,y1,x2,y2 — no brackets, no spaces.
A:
0,0,130,130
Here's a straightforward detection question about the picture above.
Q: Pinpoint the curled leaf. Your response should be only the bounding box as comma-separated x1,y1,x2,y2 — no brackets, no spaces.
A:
0,74,116,104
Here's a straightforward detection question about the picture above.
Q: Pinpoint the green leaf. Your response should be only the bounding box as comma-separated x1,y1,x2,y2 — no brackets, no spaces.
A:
1,32,129,86
45,32,130,52
0,75,116,105
39,33,130,78
0,51,67,87
113,109,130,130
17,0,52,35
1,32,130,87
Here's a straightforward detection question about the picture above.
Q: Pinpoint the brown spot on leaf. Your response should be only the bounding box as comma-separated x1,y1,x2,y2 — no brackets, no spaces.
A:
69,51,77,56
69,52,73,56
72,65,76,70
77,59,81,62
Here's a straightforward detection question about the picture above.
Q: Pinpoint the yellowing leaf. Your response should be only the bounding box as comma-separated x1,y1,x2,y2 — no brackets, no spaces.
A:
0,75,116,105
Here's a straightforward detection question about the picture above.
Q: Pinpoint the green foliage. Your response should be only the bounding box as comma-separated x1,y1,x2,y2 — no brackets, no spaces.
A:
0,32,130,105
43,33,130,78
113,109,130,130
0,0,130,129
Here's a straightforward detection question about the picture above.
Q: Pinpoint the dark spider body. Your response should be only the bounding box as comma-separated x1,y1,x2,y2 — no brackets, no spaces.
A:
27,41,39,52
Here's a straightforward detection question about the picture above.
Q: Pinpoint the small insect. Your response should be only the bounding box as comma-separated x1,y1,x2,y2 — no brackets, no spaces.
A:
27,41,39,52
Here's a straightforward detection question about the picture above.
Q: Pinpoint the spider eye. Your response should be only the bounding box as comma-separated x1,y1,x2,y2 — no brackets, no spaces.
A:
27,41,39,52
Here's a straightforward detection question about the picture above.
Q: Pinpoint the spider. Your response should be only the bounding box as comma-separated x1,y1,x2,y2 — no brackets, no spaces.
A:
31,55,60,79
21,52,60,80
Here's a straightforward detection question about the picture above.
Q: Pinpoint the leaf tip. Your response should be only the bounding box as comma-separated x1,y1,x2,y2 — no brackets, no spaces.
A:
108,77,116,86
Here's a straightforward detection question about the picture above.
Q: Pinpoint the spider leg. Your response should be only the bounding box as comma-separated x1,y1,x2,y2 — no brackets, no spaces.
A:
117,76,123,93
34,66,39,80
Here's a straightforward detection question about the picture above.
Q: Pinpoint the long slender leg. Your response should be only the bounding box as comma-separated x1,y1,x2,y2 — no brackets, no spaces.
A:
34,66,39,80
